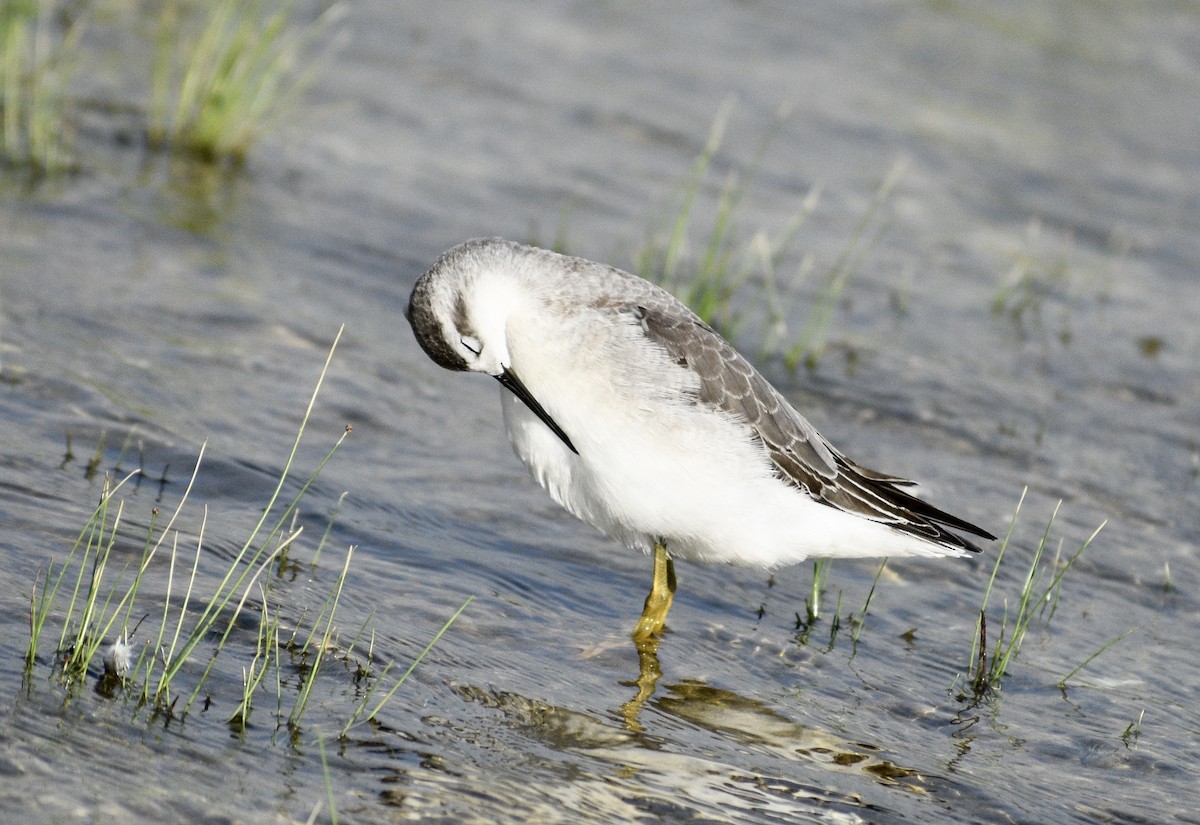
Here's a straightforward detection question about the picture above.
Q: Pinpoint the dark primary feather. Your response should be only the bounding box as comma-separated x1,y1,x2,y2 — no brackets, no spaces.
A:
625,296,994,554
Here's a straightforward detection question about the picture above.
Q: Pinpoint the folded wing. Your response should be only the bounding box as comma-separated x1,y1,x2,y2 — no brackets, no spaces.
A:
629,298,994,554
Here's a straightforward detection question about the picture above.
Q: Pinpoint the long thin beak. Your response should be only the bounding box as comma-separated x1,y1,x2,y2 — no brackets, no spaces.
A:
494,368,578,455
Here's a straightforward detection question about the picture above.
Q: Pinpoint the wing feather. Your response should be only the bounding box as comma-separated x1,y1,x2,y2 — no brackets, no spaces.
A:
623,296,993,553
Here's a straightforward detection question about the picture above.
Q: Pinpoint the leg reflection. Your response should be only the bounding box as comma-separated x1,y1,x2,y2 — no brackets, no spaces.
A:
621,634,663,732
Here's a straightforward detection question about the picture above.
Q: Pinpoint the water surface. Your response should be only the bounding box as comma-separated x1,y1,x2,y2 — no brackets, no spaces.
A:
2,1,1198,822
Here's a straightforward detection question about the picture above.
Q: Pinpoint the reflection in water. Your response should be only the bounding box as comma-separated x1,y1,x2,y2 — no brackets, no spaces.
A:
458,643,925,787
137,152,246,235
655,680,921,786
620,631,919,787
427,655,931,823
620,633,665,733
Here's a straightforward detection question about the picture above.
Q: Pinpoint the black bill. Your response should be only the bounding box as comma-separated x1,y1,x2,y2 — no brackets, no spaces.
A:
494,368,578,455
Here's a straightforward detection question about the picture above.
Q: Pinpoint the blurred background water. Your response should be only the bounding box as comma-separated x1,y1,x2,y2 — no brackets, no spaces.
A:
1,1,1197,822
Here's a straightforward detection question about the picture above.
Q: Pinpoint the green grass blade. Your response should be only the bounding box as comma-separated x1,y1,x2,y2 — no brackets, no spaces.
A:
1058,627,1136,688
342,596,474,736
289,546,354,728
851,559,888,646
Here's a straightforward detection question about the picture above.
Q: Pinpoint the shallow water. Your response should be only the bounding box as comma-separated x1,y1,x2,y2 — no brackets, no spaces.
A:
2,1,1198,822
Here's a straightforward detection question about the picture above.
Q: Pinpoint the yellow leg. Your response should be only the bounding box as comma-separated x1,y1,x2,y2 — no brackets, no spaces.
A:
623,543,674,730
632,542,676,647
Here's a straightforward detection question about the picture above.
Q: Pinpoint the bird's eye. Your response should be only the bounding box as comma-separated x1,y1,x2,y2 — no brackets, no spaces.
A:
460,335,482,355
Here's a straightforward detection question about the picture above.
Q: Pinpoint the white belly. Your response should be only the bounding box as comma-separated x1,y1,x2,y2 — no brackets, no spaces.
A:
499,387,958,568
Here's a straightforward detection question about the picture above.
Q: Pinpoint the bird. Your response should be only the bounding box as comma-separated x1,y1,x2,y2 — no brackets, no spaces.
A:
406,237,993,644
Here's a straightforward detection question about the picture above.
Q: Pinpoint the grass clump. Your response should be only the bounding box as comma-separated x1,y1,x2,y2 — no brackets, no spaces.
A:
782,158,906,371
961,488,1112,698
148,0,344,163
991,217,1120,347
341,595,473,736
0,0,85,174
25,327,470,734
991,218,1077,342
791,558,885,654
793,488,1112,686
1,0,342,174
1121,709,1145,749
633,104,903,372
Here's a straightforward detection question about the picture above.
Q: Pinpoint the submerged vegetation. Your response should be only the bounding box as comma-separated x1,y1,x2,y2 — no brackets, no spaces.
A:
25,329,469,734
0,0,341,175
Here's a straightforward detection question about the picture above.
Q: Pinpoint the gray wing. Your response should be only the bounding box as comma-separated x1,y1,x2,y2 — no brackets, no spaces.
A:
625,297,992,551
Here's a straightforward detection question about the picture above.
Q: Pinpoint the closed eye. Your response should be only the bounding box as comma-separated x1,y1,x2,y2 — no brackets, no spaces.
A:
460,335,482,355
